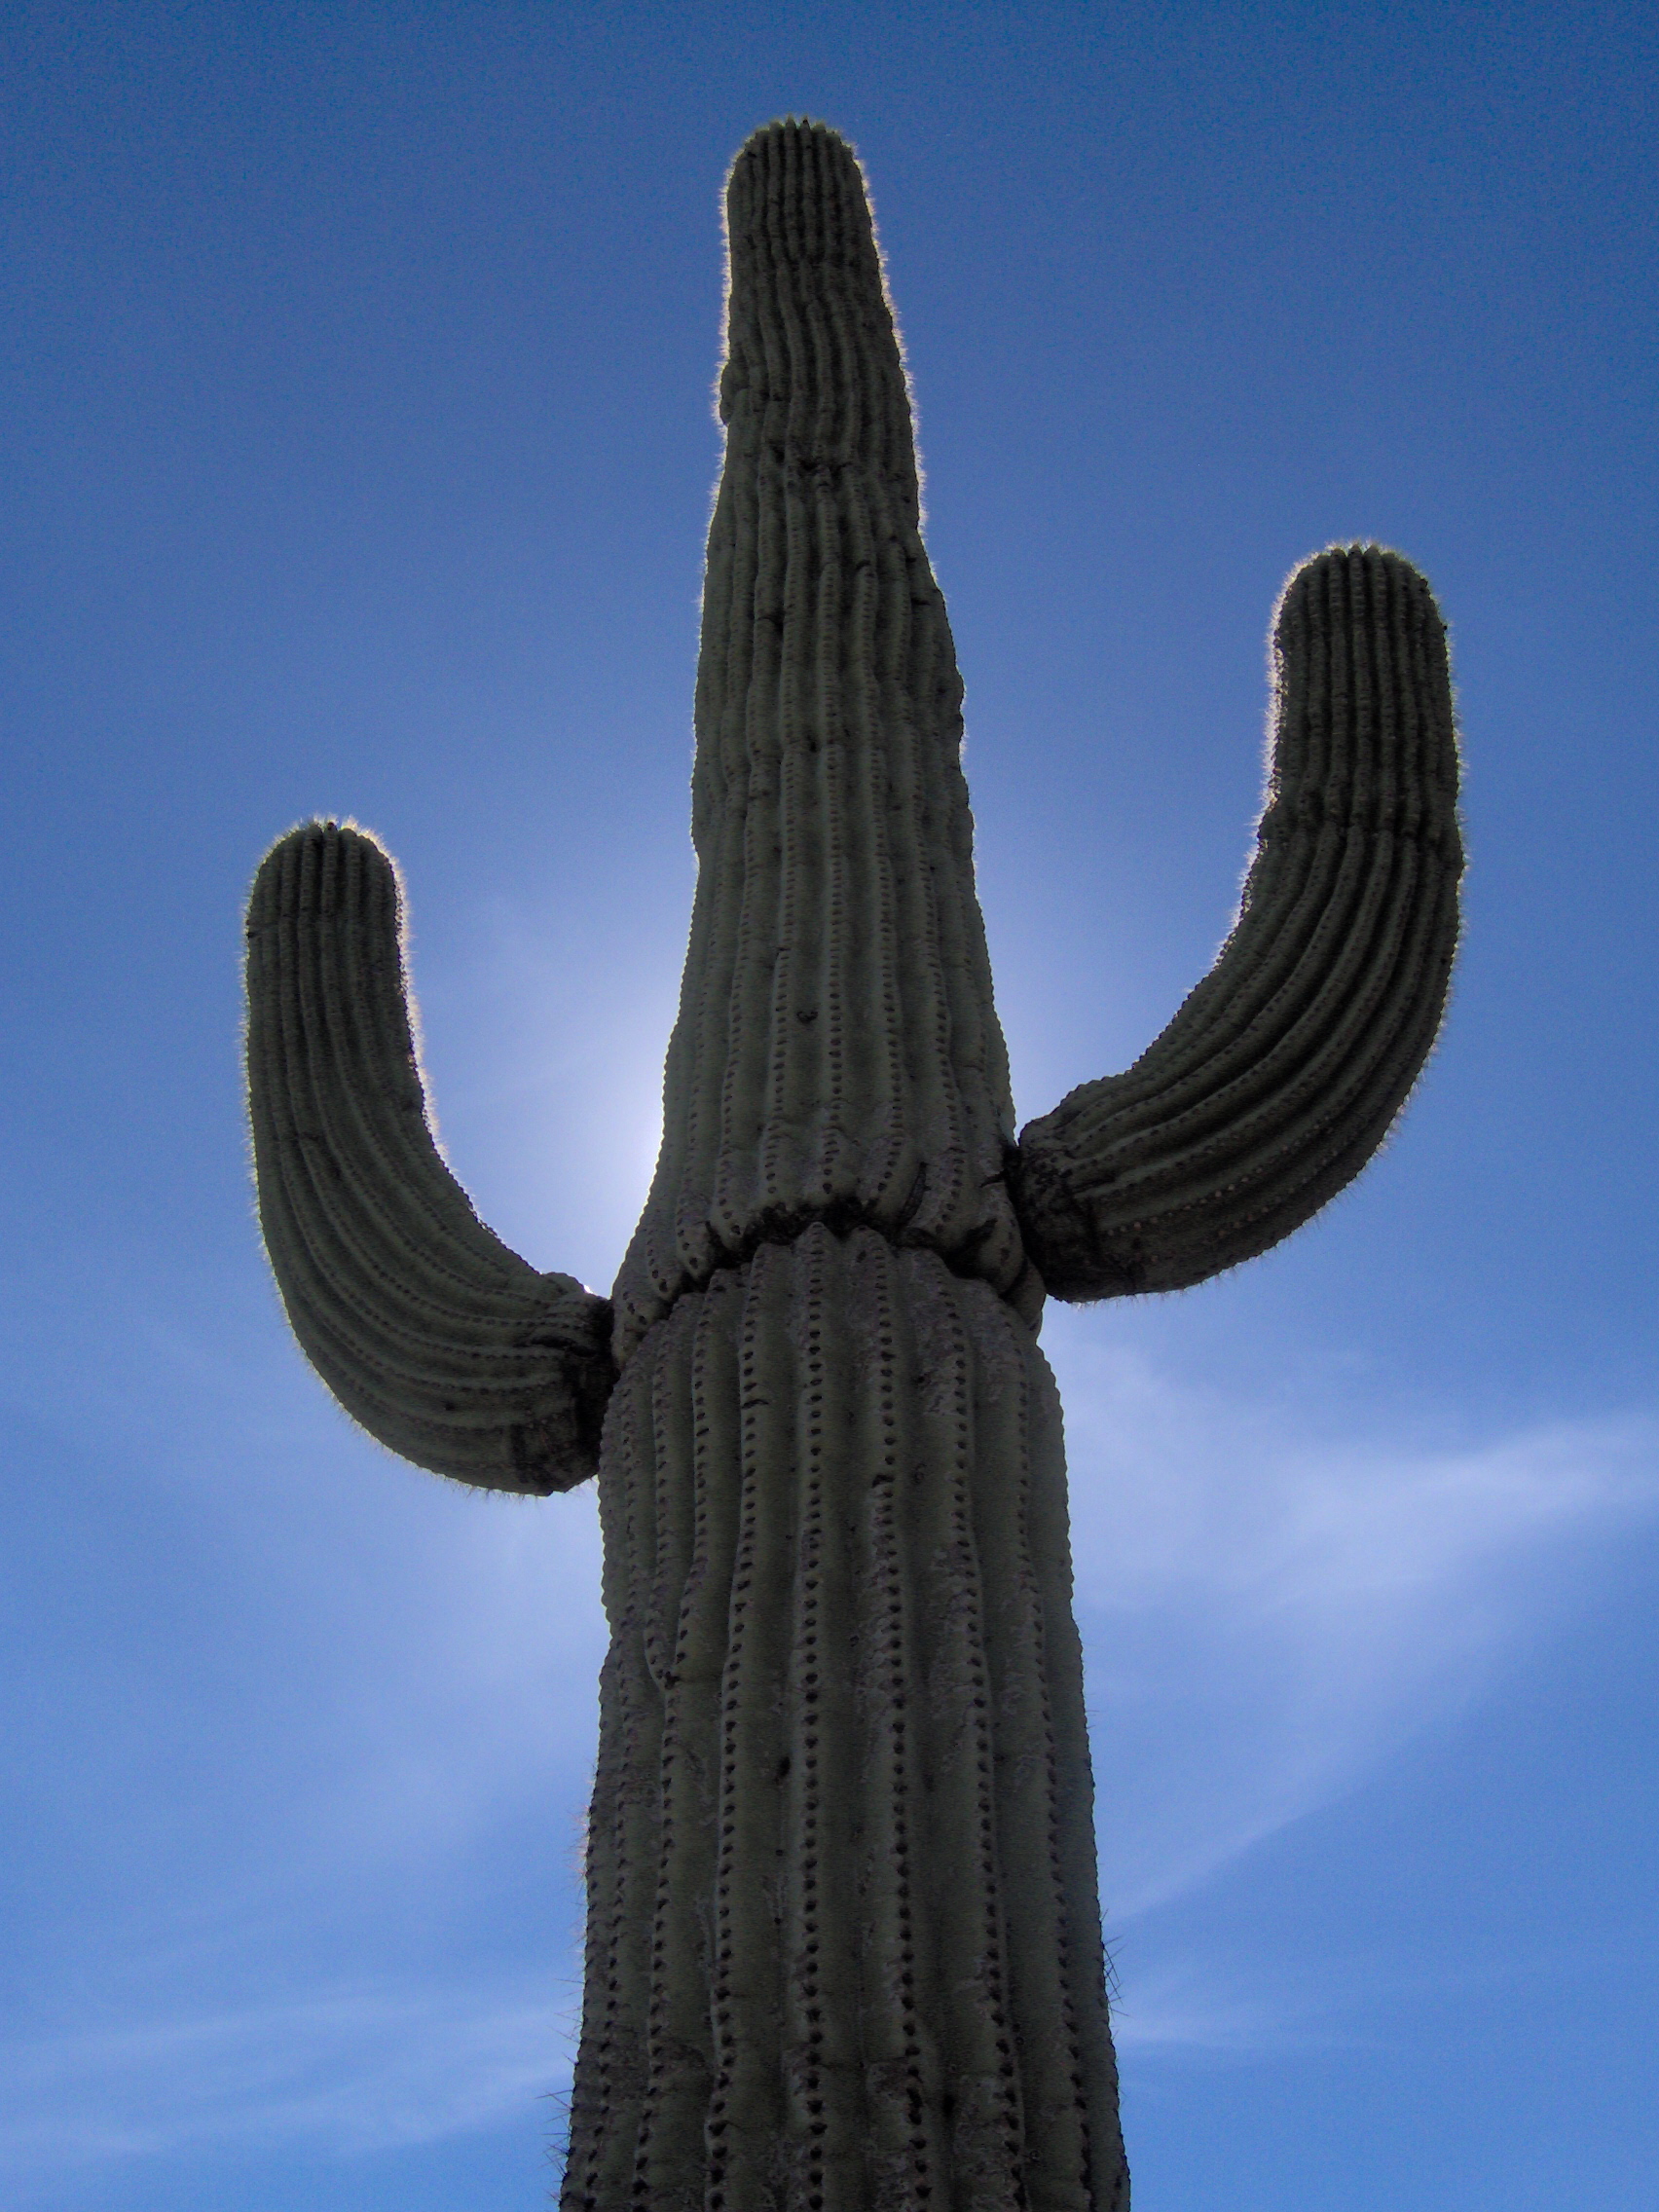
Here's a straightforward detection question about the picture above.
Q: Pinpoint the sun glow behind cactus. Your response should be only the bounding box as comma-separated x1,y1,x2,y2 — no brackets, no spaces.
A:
414,892,681,1289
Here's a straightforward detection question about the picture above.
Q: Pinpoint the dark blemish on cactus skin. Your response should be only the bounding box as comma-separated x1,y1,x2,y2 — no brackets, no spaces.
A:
894,1161,929,1231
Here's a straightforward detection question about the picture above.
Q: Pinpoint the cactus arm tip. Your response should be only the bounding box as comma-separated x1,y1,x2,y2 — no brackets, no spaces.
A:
1010,542,1463,1303
244,818,616,1493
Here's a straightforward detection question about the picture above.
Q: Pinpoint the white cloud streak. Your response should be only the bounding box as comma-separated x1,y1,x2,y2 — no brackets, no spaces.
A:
0,1982,578,2178
1052,1323,1659,1920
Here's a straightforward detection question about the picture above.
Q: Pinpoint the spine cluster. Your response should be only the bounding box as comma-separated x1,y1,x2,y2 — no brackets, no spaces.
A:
613,121,1034,1364
567,1225,1126,2212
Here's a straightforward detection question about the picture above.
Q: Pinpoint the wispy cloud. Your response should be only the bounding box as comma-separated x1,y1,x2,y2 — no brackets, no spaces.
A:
1051,1322,1659,1917
1107,1961,1300,2058
0,1981,578,2176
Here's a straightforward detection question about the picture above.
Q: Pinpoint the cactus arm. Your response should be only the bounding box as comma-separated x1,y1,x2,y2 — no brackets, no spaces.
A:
1010,544,1462,1302
245,819,615,1492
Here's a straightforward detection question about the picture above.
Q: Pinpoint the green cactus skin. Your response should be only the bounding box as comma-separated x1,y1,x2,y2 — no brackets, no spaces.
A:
244,117,1461,2212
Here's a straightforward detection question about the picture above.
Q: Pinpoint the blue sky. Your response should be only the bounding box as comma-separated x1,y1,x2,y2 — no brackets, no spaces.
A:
2,3,1654,2206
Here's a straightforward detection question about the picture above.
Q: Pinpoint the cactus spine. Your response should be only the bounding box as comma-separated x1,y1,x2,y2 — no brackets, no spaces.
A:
245,119,1460,2212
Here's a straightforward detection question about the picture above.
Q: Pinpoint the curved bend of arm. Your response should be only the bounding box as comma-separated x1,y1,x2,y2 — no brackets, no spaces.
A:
1011,545,1463,1303
245,821,615,1492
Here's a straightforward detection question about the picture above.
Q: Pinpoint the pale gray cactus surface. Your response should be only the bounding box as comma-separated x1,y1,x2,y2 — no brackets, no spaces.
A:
244,118,1461,2212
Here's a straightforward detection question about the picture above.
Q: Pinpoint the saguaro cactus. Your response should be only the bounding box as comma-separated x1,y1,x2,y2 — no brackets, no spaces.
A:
245,120,1460,2212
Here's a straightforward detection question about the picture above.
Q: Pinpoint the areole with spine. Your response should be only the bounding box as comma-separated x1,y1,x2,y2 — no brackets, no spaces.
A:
243,116,1461,2212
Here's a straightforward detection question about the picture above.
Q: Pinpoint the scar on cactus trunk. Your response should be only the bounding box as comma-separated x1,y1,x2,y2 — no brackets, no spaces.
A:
244,117,1461,2212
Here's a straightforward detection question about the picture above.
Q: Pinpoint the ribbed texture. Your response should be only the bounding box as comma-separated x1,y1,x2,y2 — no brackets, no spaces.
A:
245,820,615,1492
612,119,1032,1362
566,1225,1127,2212
1012,545,1462,1300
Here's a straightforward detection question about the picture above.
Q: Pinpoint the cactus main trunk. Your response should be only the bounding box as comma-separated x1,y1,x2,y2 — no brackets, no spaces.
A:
569,124,1127,2209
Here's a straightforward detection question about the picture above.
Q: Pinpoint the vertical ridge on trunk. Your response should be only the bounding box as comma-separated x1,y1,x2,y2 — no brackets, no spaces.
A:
567,1226,1127,2212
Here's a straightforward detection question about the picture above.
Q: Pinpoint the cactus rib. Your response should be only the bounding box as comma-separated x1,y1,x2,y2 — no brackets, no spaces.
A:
245,819,614,1491
1011,545,1462,1301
